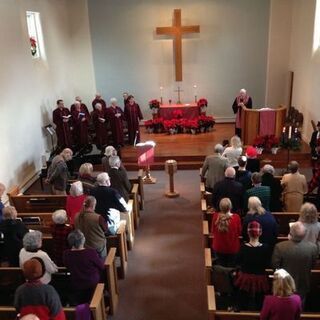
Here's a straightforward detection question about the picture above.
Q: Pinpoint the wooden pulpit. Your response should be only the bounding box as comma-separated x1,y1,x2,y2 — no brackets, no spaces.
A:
240,105,287,145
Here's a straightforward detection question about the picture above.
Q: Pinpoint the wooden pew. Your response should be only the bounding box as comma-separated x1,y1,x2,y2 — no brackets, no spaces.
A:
0,248,118,318
10,193,67,213
130,183,140,229
129,168,145,211
207,285,320,320
0,283,106,320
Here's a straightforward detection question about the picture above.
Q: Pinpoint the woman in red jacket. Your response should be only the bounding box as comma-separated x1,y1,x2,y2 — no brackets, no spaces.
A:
211,197,241,267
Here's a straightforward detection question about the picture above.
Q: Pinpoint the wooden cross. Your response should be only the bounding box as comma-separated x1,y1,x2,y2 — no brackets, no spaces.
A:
174,86,184,104
156,9,200,82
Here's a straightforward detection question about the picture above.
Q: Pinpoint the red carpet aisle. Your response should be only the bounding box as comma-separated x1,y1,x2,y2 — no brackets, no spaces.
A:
111,170,207,320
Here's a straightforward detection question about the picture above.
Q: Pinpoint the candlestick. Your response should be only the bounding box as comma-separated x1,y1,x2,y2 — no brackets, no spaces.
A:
193,84,197,103
288,126,292,139
160,86,163,105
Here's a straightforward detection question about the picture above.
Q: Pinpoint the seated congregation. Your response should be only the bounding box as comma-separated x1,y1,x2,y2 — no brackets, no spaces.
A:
201,135,320,318
0,145,141,319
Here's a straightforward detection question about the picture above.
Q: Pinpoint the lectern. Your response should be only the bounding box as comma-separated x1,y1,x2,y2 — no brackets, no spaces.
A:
240,105,287,145
136,141,156,184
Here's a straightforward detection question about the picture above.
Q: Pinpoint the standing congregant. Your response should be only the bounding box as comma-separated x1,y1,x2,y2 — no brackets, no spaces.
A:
106,98,124,147
52,100,73,150
232,89,252,137
71,101,90,149
91,102,108,149
124,95,143,145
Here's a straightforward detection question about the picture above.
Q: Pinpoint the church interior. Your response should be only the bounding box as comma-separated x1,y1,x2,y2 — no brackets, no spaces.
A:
1,0,320,319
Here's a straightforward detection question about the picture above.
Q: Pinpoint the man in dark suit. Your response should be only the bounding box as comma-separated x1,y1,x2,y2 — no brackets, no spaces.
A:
108,156,131,202
309,121,320,161
272,221,317,302
212,167,244,213
244,172,271,212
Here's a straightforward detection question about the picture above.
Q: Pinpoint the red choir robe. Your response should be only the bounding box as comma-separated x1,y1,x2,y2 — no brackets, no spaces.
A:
53,107,73,148
124,103,143,145
71,106,90,147
92,98,107,111
91,108,108,147
106,106,124,146
70,102,89,114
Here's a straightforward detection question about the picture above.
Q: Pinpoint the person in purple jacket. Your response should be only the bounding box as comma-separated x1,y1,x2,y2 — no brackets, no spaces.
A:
260,268,302,320
63,229,105,305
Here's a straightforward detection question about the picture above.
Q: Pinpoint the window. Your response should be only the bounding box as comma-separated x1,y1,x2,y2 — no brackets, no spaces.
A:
313,0,320,53
26,11,45,59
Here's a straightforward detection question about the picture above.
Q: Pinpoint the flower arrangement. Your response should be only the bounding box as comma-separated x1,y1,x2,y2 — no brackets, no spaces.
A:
172,109,183,119
197,98,208,108
280,127,302,150
253,135,280,151
149,99,160,109
30,37,37,56
144,115,215,134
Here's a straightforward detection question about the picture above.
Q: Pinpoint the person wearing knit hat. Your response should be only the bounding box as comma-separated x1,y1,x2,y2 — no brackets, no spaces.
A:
245,146,260,173
234,221,270,311
14,259,66,320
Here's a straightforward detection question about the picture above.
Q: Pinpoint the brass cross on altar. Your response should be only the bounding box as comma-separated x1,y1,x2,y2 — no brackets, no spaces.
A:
156,9,200,82
174,86,183,104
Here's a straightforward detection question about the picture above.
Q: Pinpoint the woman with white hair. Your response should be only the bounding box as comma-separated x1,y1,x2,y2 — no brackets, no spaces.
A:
260,269,301,320
101,145,125,173
222,135,243,168
19,231,58,284
51,209,73,266
242,196,278,248
232,88,252,137
91,102,108,149
106,97,124,147
66,181,86,225
299,202,320,253
261,164,283,211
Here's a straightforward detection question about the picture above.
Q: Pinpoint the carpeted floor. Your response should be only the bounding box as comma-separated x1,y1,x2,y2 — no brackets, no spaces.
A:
111,170,207,320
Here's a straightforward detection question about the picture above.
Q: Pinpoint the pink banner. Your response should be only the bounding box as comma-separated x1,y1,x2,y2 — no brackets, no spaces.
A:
259,109,276,136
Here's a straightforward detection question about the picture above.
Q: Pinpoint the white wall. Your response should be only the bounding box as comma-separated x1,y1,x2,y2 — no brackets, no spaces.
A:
0,0,95,190
289,0,320,140
88,0,270,119
265,0,293,107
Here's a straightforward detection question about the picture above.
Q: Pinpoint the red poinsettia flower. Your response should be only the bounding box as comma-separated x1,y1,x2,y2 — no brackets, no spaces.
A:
149,99,160,109
197,98,208,108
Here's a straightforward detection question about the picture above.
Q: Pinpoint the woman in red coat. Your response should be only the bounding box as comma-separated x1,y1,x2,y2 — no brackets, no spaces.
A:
211,197,241,267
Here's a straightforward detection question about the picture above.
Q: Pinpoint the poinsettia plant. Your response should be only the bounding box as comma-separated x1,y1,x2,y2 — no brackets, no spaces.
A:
253,135,279,150
172,109,183,119
198,115,216,128
149,99,160,109
197,98,208,108
144,119,154,129
185,119,199,130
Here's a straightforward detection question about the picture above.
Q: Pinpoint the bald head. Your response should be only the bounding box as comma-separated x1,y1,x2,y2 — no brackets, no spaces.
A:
225,167,236,178
289,221,306,242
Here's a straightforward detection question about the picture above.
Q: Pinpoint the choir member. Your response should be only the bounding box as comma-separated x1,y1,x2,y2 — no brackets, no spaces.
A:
123,92,129,107
71,101,90,149
52,99,73,149
92,93,107,111
232,88,252,137
124,95,143,145
91,102,108,149
70,96,89,114
106,98,124,147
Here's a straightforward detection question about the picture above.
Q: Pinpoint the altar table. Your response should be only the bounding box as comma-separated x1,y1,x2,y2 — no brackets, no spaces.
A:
159,103,200,120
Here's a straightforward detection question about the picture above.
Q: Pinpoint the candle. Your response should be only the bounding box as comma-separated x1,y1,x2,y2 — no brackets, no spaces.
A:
193,84,197,103
282,126,286,133
160,86,163,105
288,126,292,139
